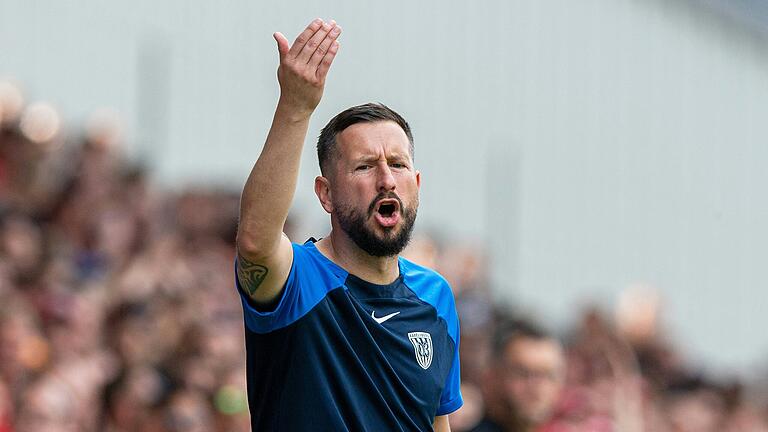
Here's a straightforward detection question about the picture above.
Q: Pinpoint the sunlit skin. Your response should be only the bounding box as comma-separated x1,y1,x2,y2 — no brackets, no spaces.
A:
314,121,421,285
499,337,566,430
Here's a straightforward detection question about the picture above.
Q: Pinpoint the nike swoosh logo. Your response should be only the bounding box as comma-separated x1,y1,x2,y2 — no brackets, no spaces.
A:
371,311,400,324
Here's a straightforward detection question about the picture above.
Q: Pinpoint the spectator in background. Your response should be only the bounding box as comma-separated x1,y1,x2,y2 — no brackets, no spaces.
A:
663,377,728,432
472,320,566,432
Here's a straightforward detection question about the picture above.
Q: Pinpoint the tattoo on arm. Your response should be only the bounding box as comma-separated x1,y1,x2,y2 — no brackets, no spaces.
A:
237,254,269,296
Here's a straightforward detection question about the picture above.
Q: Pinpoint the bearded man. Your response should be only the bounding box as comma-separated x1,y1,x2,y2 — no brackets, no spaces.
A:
235,18,462,431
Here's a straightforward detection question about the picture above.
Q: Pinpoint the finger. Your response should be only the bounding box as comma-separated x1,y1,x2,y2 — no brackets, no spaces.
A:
288,18,324,58
297,21,333,64
316,40,340,82
308,24,341,67
273,32,289,61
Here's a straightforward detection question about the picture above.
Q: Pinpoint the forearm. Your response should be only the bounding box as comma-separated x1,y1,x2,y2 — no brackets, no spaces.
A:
237,100,312,255
236,18,340,259
433,415,451,432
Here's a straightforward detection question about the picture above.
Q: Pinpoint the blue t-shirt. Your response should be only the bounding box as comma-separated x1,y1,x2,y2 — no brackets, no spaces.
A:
235,240,463,431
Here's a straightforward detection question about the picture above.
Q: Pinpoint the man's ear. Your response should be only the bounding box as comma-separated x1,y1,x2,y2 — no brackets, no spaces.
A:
415,170,421,189
315,176,333,214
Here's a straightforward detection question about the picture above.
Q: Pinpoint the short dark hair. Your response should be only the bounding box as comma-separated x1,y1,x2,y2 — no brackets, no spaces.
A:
317,103,414,176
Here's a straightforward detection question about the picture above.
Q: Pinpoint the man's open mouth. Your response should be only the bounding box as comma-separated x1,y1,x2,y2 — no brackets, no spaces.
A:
376,199,399,216
373,198,401,227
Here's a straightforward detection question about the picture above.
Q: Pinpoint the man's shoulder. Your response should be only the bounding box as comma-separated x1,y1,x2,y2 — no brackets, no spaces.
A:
292,239,342,270
287,240,348,289
398,257,457,319
399,257,451,292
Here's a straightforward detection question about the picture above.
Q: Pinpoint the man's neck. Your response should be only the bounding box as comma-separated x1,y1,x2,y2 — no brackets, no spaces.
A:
315,229,400,285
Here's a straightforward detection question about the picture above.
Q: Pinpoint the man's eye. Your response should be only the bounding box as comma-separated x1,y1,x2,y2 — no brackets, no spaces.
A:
390,163,405,169
356,165,371,171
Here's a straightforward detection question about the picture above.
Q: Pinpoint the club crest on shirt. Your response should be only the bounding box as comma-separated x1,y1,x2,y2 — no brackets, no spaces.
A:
408,332,433,370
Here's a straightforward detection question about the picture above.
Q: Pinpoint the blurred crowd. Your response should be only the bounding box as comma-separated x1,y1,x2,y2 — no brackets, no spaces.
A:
1,82,246,432
1,81,768,431
402,238,768,432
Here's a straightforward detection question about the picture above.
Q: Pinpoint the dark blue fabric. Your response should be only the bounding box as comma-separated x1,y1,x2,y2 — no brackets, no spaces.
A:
236,240,463,431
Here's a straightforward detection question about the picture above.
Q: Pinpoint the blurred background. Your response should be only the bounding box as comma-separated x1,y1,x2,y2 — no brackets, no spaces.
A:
2,0,768,431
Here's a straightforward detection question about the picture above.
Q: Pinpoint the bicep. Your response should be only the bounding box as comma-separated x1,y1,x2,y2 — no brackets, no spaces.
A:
433,415,451,432
236,233,293,305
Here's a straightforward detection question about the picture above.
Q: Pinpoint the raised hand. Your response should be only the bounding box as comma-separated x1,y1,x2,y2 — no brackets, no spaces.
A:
273,19,342,114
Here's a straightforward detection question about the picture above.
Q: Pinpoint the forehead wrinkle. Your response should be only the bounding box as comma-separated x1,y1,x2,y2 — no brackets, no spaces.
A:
354,152,409,163
337,121,412,162
346,145,408,164
348,139,411,158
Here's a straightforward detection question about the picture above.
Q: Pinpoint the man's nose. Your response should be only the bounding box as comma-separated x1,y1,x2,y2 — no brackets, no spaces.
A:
376,164,396,191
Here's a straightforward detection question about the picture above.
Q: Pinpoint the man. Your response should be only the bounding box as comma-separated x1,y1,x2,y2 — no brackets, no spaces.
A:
472,321,565,432
235,19,462,431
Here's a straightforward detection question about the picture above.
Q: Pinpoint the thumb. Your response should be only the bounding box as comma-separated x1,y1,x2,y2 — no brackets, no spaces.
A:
273,32,289,59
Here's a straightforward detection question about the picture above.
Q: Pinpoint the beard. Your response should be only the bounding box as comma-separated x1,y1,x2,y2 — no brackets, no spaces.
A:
335,192,418,257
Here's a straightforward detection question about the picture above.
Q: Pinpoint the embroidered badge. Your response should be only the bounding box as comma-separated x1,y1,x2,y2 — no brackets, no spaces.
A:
408,332,433,370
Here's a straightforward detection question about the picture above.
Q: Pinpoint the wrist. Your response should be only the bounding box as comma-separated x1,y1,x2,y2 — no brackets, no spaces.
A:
276,96,317,122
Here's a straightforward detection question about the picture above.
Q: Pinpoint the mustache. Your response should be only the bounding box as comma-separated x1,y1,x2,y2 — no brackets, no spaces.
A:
367,192,404,216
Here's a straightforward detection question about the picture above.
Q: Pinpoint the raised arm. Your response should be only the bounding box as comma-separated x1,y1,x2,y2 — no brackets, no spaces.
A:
236,19,341,304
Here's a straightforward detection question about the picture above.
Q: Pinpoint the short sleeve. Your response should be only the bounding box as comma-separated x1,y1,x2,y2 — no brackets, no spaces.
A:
399,259,464,416
436,302,463,415
235,243,333,334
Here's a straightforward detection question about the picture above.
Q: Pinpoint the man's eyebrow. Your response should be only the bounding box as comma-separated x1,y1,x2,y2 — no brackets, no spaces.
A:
352,153,409,163
387,154,409,161
353,155,379,163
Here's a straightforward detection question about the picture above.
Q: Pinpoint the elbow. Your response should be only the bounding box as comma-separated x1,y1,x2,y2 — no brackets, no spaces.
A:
236,232,263,258
236,228,277,260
